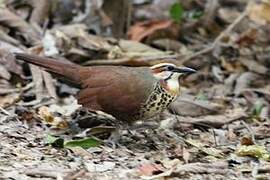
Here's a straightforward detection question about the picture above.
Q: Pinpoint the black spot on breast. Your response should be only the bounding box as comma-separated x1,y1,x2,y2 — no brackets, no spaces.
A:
156,107,160,111
150,103,155,107
152,95,157,101
157,102,161,106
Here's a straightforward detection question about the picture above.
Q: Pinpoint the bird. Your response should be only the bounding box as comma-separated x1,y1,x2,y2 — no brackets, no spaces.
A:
14,53,196,124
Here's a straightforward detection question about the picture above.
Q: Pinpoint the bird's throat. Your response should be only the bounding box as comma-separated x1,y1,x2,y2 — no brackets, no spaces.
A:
160,79,180,95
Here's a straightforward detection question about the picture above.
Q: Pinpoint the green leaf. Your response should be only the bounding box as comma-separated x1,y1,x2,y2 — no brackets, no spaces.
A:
64,138,100,149
46,134,64,148
189,10,204,20
169,2,184,23
236,145,270,161
252,100,264,116
196,93,208,101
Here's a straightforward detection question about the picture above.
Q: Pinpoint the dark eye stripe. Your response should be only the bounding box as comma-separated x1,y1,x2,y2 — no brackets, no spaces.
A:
151,64,175,72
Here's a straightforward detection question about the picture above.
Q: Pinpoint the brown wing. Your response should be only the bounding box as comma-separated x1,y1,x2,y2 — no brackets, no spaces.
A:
77,66,157,121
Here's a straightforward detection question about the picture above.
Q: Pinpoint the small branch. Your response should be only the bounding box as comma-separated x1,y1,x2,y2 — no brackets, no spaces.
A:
0,107,10,116
183,3,249,62
241,120,257,145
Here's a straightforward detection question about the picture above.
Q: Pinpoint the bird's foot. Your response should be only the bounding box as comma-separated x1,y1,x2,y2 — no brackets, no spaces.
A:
104,129,123,149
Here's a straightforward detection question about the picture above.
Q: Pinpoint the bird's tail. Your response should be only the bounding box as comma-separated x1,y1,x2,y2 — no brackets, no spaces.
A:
14,53,81,83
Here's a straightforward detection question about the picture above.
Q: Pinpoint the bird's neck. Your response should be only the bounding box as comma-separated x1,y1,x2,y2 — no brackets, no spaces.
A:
160,77,180,95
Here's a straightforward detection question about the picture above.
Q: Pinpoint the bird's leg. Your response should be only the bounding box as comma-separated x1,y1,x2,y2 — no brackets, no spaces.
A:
105,128,121,148
104,121,128,148
129,121,159,131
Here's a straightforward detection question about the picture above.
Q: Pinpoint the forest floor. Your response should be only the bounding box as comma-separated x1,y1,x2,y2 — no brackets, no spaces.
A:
1,0,270,179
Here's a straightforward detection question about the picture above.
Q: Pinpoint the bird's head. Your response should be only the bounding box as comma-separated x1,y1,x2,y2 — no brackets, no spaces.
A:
150,63,196,80
150,63,196,94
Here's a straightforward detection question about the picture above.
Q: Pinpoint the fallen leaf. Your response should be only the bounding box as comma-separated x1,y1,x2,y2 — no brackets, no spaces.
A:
85,161,115,172
236,145,270,161
64,138,100,149
234,72,257,96
240,135,254,146
138,163,164,176
128,20,176,41
248,2,270,25
38,106,69,129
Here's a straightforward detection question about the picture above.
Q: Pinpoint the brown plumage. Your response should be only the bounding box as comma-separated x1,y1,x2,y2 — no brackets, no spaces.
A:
15,53,196,123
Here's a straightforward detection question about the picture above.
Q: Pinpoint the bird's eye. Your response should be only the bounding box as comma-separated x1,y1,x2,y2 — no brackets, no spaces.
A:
167,66,174,71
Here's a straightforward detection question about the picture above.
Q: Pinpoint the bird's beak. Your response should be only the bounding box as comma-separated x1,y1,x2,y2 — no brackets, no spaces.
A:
173,67,196,74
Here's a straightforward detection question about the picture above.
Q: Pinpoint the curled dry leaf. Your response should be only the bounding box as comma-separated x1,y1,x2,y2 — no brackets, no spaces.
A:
0,44,23,78
38,106,68,129
128,20,177,41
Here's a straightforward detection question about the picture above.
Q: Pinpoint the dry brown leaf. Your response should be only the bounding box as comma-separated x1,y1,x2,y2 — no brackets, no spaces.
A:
248,2,270,25
234,72,257,96
138,163,164,176
0,28,21,45
38,106,68,129
241,135,254,146
174,108,247,128
0,49,24,78
29,0,52,25
235,28,257,47
128,20,176,41
0,8,40,44
239,58,268,75
169,94,224,117
0,94,18,108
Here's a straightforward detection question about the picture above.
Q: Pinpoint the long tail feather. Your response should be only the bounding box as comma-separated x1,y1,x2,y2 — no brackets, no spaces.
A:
14,53,81,83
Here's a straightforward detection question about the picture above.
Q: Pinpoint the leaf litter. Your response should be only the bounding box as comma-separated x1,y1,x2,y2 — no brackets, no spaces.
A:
0,0,270,179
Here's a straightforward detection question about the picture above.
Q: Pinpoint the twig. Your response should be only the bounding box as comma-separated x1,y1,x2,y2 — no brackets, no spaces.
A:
183,3,249,62
0,82,34,95
241,120,257,145
0,107,10,116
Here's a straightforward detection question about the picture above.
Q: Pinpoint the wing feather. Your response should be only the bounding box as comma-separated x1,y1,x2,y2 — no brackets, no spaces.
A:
77,66,157,121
